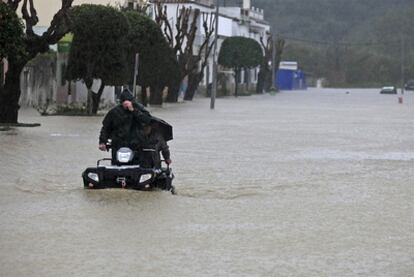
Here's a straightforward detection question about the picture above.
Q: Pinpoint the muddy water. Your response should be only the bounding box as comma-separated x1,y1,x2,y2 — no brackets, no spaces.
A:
1,89,413,276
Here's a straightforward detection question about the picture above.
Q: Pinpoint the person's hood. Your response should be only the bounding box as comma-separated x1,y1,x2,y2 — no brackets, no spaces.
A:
119,89,134,102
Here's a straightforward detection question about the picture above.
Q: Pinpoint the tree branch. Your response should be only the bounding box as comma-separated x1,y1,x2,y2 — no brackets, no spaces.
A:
259,34,274,69
198,12,216,69
259,35,266,50
20,0,73,43
275,37,285,57
21,0,38,36
7,0,22,11
184,8,199,56
97,80,106,97
41,0,74,45
174,7,188,55
155,3,174,48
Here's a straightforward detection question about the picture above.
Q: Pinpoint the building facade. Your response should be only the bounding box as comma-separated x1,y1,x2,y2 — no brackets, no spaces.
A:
17,0,271,109
127,0,271,95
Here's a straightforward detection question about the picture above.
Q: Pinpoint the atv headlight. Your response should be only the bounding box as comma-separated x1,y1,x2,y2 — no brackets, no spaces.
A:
139,173,152,183
117,148,134,163
88,172,99,182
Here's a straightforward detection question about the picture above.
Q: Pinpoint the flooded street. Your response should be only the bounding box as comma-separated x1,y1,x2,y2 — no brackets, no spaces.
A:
1,88,414,276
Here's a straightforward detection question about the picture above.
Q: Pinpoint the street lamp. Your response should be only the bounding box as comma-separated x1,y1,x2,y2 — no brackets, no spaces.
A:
400,35,405,95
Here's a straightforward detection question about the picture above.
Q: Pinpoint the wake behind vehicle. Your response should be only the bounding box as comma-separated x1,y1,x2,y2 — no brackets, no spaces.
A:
82,146,175,193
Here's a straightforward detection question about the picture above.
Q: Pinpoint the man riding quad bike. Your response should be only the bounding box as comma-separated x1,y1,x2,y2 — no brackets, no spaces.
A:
82,89,175,194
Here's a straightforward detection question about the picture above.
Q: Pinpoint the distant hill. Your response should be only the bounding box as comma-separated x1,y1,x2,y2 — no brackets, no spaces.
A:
254,0,414,86
255,0,413,40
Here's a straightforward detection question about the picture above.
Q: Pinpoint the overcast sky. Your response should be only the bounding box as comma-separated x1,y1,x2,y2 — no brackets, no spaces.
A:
31,0,119,26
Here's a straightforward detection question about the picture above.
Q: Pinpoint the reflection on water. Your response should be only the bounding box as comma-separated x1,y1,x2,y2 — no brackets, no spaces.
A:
1,89,414,276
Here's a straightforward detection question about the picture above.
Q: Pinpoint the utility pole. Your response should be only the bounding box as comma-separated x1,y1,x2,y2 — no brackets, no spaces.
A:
132,53,139,99
400,35,405,95
271,36,276,91
210,0,219,110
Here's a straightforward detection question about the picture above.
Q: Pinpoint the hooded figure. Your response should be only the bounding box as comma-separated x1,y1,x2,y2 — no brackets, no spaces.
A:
138,122,171,169
99,89,151,162
119,88,134,102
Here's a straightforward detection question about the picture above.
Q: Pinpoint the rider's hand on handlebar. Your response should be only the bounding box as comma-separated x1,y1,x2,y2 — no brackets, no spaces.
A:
98,143,107,151
165,159,172,165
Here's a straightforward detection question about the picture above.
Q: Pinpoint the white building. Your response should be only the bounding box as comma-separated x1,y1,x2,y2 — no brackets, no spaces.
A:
126,0,271,94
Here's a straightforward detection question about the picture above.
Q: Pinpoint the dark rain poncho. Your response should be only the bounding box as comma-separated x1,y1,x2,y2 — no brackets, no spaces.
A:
99,103,152,150
145,131,170,168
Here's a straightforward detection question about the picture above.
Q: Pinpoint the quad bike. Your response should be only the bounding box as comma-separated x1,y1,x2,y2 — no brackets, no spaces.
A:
82,146,175,194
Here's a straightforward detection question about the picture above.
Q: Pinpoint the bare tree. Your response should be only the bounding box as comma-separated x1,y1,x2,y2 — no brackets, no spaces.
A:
257,34,273,93
257,35,285,93
185,11,216,100
155,3,216,101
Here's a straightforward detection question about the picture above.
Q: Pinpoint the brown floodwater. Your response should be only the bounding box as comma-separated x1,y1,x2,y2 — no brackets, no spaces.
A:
1,88,413,276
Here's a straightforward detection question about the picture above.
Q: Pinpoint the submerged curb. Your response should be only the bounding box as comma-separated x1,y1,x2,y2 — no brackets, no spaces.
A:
0,123,41,131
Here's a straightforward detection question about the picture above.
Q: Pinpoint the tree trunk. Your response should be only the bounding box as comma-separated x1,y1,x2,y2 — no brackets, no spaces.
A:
86,83,93,115
166,79,180,103
0,61,25,124
257,64,272,93
140,86,148,107
0,62,4,88
234,68,240,97
184,72,203,101
91,82,105,115
149,85,163,106
256,67,265,94
264,67,272,92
